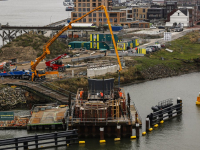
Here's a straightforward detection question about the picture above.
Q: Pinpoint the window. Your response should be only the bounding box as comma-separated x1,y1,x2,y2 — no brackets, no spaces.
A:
99,18,102,22
89,14,92,17
89,18,92,22
103,13,106,17
83,8,86,12
87,0,90,1
114,18,117,22
83,0,85,1
93,18,96,22
143,9,145,12
104,18,107,22
93,13,96,17
140,14,142,18
134,9,136,12
73,13,77,17
92,3,96,7
99,13,102,17
143,14,145,18
98,3,101,6
82,3,86,7
110,18,113,22
110,13,117,17
78,0,81,2
83,18,86,22
78,3,81,7
78,13,82,17
78,8,81,11
87,8,90,11
87,3,90,7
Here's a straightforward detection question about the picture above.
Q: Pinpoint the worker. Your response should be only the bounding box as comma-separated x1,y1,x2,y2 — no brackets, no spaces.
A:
118,89,123,98
80,90,84,99
100,92,104,98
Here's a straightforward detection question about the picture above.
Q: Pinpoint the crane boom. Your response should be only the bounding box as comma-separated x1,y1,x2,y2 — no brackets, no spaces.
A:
31,5,122,80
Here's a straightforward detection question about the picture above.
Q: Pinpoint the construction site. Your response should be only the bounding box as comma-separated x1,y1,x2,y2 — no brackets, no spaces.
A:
0,5,143,142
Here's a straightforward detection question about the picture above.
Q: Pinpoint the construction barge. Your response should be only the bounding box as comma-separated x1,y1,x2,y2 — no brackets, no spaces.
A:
67,78,142,138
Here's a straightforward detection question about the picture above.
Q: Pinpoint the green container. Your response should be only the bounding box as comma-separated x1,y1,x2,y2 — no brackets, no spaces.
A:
83,42,90,50
68,41,85,49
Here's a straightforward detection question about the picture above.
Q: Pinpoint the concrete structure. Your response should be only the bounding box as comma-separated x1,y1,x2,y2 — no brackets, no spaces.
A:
87,65,119,77
165,9,190,27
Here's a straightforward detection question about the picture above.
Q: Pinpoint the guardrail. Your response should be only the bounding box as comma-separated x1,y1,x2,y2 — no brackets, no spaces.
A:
0,130,78,150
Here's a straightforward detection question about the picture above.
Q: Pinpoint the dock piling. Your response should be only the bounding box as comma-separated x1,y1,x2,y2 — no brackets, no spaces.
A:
146,118,150,132
15,138,18,150
100,127,105,142
117,125,121,139
35,134,38,149
136,123,140,138
54,132,58,146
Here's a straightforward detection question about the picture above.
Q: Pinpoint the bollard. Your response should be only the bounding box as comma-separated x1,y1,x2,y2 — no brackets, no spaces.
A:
142,132,146,136
54,132,58,146
160,120,164,124
79,141,85,144
136,123,140,138
146,118,150,132
23,142,28,150
130,136,136,139
154,124,158,128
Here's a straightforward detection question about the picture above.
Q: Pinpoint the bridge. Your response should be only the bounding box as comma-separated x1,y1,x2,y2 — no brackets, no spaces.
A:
0,22,107,45
3,80,76,104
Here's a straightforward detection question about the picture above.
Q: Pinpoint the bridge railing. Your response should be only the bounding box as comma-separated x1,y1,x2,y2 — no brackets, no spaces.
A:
0,130,78,150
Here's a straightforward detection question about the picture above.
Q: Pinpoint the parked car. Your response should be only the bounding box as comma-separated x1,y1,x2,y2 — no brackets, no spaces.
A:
146,46,156,52
158,26,165,29
174,27,183,32
123,25,129,29
146,48,152,54
150,26,156,29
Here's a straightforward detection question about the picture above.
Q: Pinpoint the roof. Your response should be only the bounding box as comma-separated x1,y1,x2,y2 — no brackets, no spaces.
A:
179,9,188,16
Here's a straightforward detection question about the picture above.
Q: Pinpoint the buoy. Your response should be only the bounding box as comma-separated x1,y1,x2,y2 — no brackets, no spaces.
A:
114,138,120,141
99,140,106,143
160,120,164,124
196,101,200,105
149,128,153,131
142,132,146,136
79,141,85,144
154,124,158,128
130,136,136,139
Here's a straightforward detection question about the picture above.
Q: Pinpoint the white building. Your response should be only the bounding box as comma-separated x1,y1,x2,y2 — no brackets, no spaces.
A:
120,8,133,21
165,9,189,27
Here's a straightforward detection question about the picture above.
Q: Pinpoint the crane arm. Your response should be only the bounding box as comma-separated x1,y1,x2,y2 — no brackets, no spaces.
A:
46,53,68,63
31,5,122,72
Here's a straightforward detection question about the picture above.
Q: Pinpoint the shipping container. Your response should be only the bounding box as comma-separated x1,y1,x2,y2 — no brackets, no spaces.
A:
137,48,146,54
111,26,123,31
68,41,85,49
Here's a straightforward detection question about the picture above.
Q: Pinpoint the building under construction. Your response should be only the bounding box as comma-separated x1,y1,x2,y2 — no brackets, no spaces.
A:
67,78,142,138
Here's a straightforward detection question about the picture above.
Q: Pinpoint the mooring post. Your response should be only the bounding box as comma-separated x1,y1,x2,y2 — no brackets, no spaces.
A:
15,138,18,150
54,132,58,146
159,109,163,121
146,118,150,132
35,134,38,149
23,142,28,150
136,123,140,138
117,125,121,138
177,97,182,115
100,127,104,141
135,112,138,123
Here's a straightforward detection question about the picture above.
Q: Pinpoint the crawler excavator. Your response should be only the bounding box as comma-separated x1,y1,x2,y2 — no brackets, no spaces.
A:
30,5,122,81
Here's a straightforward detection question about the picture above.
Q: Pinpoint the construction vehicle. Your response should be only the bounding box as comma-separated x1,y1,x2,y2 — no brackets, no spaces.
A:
45,53,69,72
30,5,122,81
0,62,11,72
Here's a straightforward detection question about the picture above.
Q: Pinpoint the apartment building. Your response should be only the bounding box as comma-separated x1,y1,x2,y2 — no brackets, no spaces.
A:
71,0,126,26
167,0,200,5
132,7,149,21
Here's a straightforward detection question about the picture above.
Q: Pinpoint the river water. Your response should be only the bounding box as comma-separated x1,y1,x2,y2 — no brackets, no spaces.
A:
1,73,200,150
0,0,71,46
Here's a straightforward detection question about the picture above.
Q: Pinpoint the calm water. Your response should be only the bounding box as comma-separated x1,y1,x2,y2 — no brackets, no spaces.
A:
1,73,200,150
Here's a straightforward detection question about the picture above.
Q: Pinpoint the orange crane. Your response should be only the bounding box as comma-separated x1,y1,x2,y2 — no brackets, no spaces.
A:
31,5,122,81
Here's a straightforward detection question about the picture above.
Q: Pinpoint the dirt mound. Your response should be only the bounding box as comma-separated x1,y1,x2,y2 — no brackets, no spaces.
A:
0,46,37,62
0,33,69,62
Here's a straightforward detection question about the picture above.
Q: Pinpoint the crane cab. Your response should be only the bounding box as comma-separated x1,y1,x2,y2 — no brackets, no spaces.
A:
32,69,46,81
